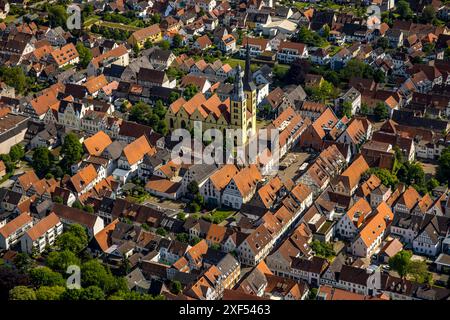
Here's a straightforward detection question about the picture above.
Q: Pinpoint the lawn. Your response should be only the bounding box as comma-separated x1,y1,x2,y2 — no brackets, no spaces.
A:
203,208,236,224
95,21,141,32
3,15,18,24
83,15,101,28
222,58,246,68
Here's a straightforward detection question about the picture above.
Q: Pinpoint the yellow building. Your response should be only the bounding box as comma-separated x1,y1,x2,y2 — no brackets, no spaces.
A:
127,24,163,49
166,51,257,146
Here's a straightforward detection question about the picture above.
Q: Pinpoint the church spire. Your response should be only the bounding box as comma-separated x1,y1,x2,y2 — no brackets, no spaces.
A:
243,38,256,92
233,65,245,102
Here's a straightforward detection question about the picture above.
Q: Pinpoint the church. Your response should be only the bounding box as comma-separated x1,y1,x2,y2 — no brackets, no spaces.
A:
165,47,257,145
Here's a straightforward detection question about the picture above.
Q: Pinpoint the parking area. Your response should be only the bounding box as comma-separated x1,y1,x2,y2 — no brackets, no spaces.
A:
278,152,311,182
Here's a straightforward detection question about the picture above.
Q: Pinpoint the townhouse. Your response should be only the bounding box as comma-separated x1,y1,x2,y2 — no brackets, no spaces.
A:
0,213,33,250
20,212,63,254
117,135,157,181
52,204,104,238
222,165,263,210
128,24,163,49
277,42,308,64
199,164,239,207
351,202,394,258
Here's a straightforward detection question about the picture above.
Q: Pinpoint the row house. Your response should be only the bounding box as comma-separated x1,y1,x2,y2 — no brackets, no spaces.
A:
0,213,33,250
117,135,157,182
52,204,104,238
276,42,308,64
222,165,263,210
297,144,347,196
200,164,239,207
273,107,311,159
391,212,450,257
20,212,63,254
239,37,272,58
351,202,394,258
333,154,370,196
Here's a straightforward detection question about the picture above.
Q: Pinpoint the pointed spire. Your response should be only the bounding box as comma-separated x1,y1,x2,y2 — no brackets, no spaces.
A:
233,65,245,102
243,38,256,92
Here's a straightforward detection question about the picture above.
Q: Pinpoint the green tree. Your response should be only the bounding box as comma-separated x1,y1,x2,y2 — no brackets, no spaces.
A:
173,34,183,48
183,84,199,100
169,91,181,103
360,102,370,115
341,101,353,118
80,285,106,300
61,133,83,168
9,286,36,300
81,260,124,294
9,144,25,163
396,0,414,20
76,43,93,68
159,40,170,50
170,280,182,294
376,37,390,50
156,227,167,236
389,250,412,279
32,147,53,178
437,147,450,185
310,240,335,259
144,39,153,49
374,102,389,121
397,162,426,192
46,250,80,273
48,5,69,29
177,212,186,221
421,5,436,23
176,232,189,243
0,66,28,94
187,181,199,194
53,195,63,204
35,286,66,300
56,224,88,253
13,253,33,274
29,267,65,287
60,288,82,300
367,168,398,188
72,200,83,210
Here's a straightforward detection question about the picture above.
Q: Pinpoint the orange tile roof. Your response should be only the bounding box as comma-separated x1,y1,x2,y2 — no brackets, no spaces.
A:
84,74,109,94
70,164,98,193
30,90,60,116
209,164,239,191
0,213,32,238
91,45,128,68
258,177,284,208
338,154,370,191
256,260,273,275
206,224,227,244
346,197,372,225
17,171,40,192
123,135,156,165
358,202,393,247
93,219,119,252
145,177,180,194
232,164,262,197
397,186,421,210
84,131,113,156
51,43,79,66
25,212,60,241
130,24,161,42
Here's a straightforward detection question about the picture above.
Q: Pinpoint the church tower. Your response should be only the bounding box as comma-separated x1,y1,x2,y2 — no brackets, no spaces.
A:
230,64,248,145
243,42,257,137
